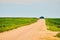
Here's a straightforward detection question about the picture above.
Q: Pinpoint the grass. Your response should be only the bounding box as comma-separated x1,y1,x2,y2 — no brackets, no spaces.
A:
46,18,60,32
0,17,60,38
0,17,38,32
0,17,60,33
56,33,60,38
46,18,60,38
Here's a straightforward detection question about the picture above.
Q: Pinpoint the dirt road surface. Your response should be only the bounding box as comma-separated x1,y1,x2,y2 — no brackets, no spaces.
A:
0,19,60,40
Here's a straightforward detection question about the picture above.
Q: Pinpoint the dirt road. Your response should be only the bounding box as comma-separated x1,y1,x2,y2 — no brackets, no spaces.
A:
0,19,60,40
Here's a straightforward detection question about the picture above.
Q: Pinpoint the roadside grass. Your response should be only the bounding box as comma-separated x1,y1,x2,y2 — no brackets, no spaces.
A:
55,33,60,38
0,17,60,38
46,18,60,38
0,17,38,32
46,18,60,31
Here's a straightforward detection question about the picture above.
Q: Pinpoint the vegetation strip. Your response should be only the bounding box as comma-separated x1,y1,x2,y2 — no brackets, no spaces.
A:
0,17,38,32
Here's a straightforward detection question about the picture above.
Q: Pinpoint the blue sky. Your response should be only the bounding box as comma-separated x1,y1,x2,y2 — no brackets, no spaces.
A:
0,0,60,18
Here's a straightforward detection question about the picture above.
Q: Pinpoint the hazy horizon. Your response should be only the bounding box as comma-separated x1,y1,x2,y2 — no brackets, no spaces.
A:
0,0,60,18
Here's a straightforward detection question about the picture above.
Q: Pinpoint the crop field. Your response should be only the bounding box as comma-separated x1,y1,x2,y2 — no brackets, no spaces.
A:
46,18,60,38
0,17,38,32
46,18,60,31
0,18,60,33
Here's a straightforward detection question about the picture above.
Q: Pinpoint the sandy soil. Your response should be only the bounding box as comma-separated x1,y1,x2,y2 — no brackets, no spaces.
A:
0,19,60,40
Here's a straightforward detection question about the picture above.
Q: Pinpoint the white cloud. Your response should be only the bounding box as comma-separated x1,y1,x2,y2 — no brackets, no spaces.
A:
0,0,32,4
0,0,31,2
0,0,48,4
0,0,60,4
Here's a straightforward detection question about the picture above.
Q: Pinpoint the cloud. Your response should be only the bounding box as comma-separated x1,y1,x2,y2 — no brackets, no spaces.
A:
0,0,32,4
0,0,60,5
0,0,59,3
0,0,31,2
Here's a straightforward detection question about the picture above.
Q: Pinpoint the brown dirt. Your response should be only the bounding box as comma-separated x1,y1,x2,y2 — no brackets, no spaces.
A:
0,19,60,40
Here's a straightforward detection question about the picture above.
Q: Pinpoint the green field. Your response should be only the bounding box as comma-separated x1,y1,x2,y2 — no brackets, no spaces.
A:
0,17,38,32
46,18,60,32
46,18,60,38
0,17,60,32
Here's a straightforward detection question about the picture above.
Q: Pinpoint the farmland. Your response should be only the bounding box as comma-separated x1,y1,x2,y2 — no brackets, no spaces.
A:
0,17,60,39
0,17,38,32
0,17,60,32
46,18,60,31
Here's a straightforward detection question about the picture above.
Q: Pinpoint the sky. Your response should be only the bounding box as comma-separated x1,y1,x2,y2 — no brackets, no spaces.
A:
0,0,60,18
